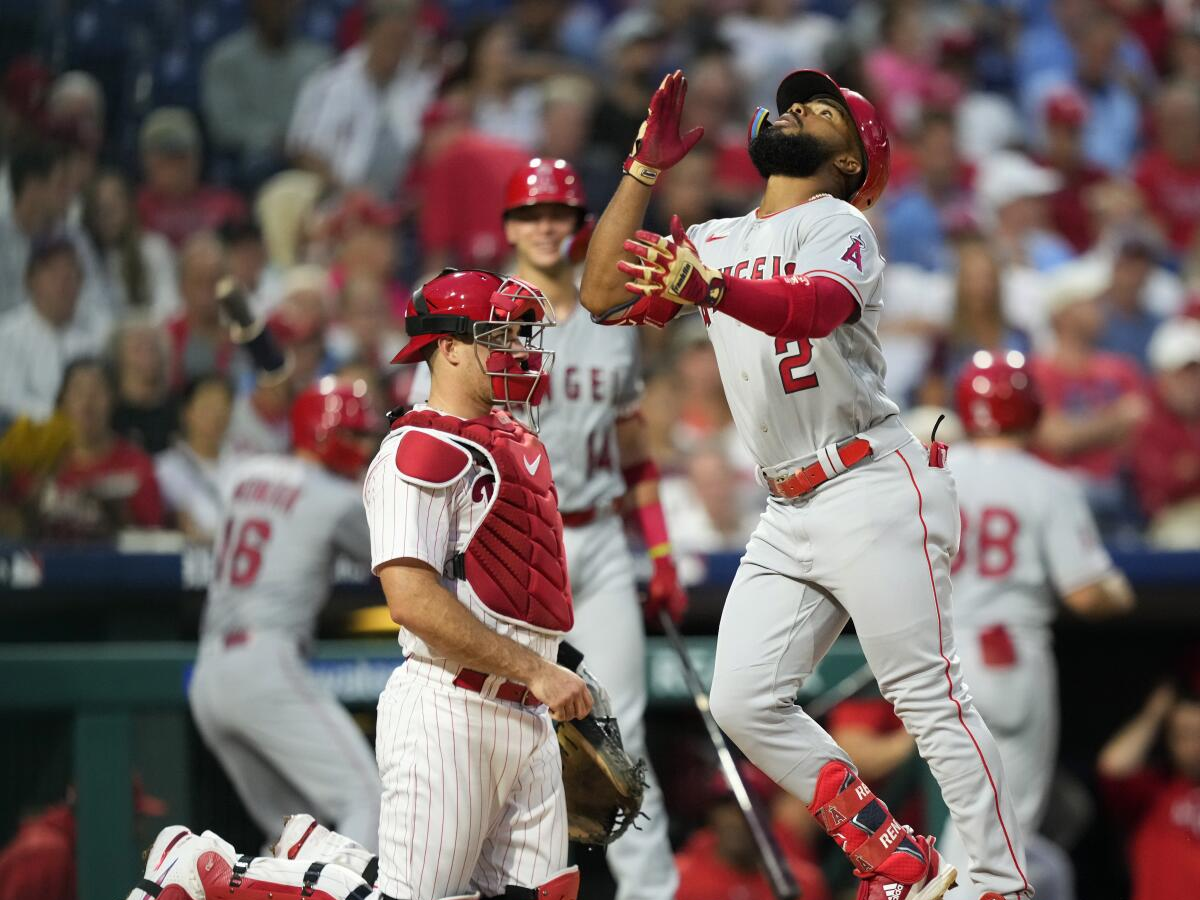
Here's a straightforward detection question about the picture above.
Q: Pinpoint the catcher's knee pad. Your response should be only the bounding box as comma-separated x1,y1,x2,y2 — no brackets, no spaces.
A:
482,866,580,900
273,813,379,883
379,894,479,900
128,825,239,900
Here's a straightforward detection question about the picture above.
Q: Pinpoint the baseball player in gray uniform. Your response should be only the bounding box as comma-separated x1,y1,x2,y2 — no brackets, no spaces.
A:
939,352,1134,899
188,378,384,850
581,69,1031,900
502,157,683,900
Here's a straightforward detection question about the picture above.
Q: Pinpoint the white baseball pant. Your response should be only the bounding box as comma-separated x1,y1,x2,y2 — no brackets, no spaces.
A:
374,659,568,899
708,441,1033,899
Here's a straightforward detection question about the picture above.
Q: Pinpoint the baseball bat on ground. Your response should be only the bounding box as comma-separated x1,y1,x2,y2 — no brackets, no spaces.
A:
658,611,801,900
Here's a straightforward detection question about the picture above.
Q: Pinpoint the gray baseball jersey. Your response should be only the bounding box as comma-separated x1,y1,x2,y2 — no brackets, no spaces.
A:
949,443,1115,631
537,305,641,512
200,454,371,644
686,197,899,467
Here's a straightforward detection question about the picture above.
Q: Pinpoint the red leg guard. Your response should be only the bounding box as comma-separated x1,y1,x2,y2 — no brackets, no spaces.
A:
808,761,928,882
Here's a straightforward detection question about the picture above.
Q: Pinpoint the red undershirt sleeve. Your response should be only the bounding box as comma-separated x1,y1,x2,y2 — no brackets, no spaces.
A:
716,273,861,339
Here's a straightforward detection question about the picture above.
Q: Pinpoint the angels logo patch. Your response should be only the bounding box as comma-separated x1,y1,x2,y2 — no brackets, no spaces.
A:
841,234,865,273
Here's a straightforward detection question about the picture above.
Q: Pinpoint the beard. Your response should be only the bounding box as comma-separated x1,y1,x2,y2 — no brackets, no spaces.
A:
747,125,835,180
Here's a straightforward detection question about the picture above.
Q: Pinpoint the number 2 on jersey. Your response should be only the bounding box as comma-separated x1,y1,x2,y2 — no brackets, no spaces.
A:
215,518,272,587
952,507,1019,578
774,337,819,393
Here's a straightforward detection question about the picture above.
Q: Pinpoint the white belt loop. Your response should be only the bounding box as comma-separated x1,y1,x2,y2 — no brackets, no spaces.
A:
817,443,844,479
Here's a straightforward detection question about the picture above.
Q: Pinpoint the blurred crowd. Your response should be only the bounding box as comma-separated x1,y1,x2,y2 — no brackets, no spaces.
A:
1,0,1200,550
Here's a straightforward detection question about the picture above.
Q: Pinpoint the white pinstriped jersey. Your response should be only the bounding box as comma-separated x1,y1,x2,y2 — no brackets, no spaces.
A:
537,304,641,512
949,444,1116,632
686,196,899,468
363,412,560,663
201,455,371,644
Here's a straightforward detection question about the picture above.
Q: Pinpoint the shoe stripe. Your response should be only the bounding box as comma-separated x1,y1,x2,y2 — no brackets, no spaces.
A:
897,450,1032,896
287,820,320,860
156,831,189,869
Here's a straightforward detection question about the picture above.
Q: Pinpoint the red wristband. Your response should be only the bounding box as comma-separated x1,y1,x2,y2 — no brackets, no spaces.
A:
622,459,661,488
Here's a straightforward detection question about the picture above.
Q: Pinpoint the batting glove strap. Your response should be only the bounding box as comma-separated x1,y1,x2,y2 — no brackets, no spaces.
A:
623,70,704,187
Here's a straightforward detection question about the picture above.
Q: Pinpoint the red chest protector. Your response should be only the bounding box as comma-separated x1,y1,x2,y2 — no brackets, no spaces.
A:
391,408,573,633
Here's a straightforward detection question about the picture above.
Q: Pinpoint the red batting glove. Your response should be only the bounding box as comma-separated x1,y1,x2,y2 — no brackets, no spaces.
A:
623,70,705,187
644,554,688,625
618,214,726,307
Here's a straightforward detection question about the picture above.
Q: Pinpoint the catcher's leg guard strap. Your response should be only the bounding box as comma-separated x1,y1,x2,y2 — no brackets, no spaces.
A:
134,880,162,897
482,866,580,900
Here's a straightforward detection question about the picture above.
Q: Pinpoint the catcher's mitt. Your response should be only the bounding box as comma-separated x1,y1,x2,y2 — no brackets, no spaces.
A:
557,710,647,845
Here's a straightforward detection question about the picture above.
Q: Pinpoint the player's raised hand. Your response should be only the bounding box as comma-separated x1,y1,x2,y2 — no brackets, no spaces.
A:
643,555,688,625
618,214,726,308
623,70,705,187
530,662,595,721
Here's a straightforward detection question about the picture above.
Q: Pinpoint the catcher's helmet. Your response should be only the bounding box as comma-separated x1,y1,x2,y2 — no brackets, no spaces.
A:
504,157,587,221
772,69,891,211
393,269,556,421
955,350,1042,437
291,377,382,478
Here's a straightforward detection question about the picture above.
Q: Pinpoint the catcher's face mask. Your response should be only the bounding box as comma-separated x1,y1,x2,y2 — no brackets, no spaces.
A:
475,276,556,431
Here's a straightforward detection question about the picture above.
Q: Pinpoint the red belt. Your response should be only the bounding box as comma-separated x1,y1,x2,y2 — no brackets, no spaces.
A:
766,438,873,500
560,499,619,528
452,668,542,707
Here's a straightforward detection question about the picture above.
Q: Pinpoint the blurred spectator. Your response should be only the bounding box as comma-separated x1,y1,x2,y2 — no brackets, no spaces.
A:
661,442,761,554
220,219,282,318
540,75,596,164
0,783,163,900
876,263,954,406
415,107,527,273
883,109,973,272
650,146,721,234
976,152,1075,273
827,697,920,815
1040,13,1145,173
255,169,323,268
155,375,233,543
917,238,1031,407
719,0,836,112
444,18,544,151
1036,86,1108,252
136,108,248,249
201,0,330,185
164,232,236,390
1133,81,1200,253
1031,265,1148,527
327,275,405,377
1167,14,1200,85
675,766,831,900
32,359,164,540
80,168,179,321
287,0,436,199
0,237,105,420
1097,680,1200,900
0,141,69,311
0,56,53,146
110,317,179,455
324,191,408,314
1097,232,1165,367
589,11,666,189
863,0,961,137
1132,318,1200,548
44,71,104,222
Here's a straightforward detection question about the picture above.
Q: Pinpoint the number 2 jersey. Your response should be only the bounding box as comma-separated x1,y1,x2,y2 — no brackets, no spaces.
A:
949,444,1116,633
686,196,901,469
201,455,372,644
536,303,641,513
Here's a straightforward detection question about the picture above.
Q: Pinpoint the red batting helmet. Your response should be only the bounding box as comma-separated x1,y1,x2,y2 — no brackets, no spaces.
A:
955,350,1042,437
392,269,556,423
504,157,587,222
291,377,382,478
774,69,891,211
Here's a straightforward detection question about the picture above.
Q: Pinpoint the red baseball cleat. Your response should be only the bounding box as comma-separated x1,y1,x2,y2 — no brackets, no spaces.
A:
855,832,957,900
